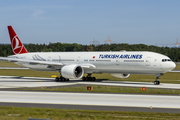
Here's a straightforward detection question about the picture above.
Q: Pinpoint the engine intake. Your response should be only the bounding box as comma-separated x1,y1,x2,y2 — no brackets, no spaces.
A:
61,64,84,79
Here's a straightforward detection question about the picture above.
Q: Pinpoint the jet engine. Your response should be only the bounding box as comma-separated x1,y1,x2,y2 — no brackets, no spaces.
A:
61,64,84,79
110,73,130,78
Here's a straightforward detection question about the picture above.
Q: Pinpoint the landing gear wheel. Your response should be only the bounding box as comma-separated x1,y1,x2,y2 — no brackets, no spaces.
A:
87,77,92,81
153,75,162,85
92,77,96,81
61,77,65,82
82,77,86,81
64,78,69,82
55,71,70,82
55,77,59,82
154,80,160,85
55,76,69,82
82,74,96,81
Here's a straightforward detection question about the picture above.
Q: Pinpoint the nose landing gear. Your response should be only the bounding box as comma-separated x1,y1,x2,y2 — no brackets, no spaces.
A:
154,76,160,85
154,73,164,85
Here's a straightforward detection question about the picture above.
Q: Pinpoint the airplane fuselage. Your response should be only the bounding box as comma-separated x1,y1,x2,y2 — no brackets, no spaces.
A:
9,51,175,75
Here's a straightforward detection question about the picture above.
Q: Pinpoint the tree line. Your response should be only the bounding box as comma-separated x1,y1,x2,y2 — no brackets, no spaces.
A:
0,42,180,61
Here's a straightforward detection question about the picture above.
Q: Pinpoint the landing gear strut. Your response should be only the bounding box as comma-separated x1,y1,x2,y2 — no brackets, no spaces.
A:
55,76,69,82
82,74,96,81
154,76,160,85
154,73,163,85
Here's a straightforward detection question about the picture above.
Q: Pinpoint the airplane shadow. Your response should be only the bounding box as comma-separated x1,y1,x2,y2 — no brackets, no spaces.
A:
0,76,108,82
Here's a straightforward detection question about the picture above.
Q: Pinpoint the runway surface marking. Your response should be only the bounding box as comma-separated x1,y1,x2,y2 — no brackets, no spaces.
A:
0,91,179,109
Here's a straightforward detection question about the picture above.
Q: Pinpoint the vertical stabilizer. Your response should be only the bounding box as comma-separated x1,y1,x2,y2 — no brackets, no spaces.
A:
7,26,28,55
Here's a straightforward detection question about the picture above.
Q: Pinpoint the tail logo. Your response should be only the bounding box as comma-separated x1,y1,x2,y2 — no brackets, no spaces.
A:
12,35,23,54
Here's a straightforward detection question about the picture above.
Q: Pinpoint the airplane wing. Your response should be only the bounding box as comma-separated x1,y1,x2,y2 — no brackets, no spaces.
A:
0,57,63,66
0,57,96,69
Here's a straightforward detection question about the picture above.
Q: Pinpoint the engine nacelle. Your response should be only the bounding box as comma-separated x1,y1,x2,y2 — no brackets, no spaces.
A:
110,73,130,78
61,64,84,79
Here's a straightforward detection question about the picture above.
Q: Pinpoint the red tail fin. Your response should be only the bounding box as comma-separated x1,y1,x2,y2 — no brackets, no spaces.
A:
7,26,28,55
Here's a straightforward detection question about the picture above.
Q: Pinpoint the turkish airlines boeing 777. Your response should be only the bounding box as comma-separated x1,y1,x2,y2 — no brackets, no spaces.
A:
0,26,176,85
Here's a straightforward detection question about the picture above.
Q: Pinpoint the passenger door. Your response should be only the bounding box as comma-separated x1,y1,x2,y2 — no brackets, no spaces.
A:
145,57,151,66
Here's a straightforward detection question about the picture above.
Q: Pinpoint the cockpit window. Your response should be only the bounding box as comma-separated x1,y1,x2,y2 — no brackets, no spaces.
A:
162,59,172,62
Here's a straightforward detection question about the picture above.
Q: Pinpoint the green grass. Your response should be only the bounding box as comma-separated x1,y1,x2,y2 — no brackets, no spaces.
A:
0,61,21,67
174,63,180,70
19,85,180,95
0,107,179,120
0,69,59,78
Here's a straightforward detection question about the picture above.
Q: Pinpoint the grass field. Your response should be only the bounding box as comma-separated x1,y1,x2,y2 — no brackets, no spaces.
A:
19,85,180,95
0,61,21,67
0,107,179,120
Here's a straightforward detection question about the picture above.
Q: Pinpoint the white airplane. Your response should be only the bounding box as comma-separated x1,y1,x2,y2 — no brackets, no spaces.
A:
0,26,176,85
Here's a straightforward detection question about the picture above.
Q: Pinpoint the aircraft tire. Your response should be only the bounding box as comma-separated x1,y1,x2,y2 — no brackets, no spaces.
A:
55,77,59,82
82,77,86,81
61,78,65,82
82,77,96,81
65,79,69,82
88,77,92,81
154,81,160,85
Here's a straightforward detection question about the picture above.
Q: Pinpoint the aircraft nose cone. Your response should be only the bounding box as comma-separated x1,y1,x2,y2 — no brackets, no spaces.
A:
171,62,176,70
169,62,176,71
162,61,176,72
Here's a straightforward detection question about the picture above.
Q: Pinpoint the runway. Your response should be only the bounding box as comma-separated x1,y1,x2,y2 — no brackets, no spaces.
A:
0,91,179,113
0,75,180,113
0,76,180,89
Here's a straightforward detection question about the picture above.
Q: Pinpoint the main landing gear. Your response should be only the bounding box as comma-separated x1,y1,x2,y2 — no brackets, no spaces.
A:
55,76,69,82
82,74,96,81
154,73,164,85
55,71,69,82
